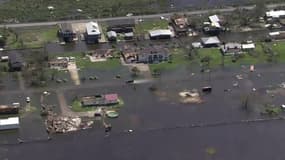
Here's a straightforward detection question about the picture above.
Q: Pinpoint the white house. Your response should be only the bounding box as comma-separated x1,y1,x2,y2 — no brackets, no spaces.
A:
85,21,101,44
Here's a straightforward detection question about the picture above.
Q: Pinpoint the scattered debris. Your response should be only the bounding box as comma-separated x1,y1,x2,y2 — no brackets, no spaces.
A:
179,89,202,104
233,82,239,87
279,82,285,88
45,111,93,134
236,74,243,80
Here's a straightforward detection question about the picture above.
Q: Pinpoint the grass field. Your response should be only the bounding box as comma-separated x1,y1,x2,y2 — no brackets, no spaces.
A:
4,26,59,49
0,0,167,23
135,20,169,35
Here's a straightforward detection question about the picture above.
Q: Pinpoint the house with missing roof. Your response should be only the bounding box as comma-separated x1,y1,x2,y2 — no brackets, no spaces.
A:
171,14,189,35
85,21,101,44
58,23,76,42
122,46,170,64
201,36,221,48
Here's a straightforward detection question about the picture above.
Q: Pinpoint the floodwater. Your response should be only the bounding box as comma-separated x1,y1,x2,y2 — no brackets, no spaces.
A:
2,62,285,159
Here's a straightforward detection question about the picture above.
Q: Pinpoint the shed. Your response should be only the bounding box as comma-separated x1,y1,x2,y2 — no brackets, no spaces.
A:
242,43,255,50
107,31,117,41
201,36,221,47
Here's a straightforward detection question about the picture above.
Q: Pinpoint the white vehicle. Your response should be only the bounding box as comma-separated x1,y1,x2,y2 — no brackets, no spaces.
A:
26,97,30,103
126,13,133,17
0,48,4,51
138,18,144,22
160,16,165,20
59,41,66,45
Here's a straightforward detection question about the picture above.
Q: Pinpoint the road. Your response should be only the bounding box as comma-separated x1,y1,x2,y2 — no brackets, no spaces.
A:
1,3,285,28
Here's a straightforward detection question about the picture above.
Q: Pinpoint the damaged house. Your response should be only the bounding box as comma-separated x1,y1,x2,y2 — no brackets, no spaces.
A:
171,14,189,35
122,46,170,64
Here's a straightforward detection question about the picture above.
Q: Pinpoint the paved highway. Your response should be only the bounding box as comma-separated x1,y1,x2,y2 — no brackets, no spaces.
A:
1,3,285,28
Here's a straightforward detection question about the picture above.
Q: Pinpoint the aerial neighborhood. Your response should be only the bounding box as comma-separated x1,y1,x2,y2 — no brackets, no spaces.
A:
1,0,285,159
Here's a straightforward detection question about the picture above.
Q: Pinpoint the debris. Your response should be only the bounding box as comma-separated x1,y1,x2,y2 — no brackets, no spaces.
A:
279,82,285,88
233,82,239,87
45,111,93,134
236,74,243,80
250,65,254,72
179,89,202,104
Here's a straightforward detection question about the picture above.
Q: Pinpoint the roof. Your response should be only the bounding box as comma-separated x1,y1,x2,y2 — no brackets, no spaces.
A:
0,117,19,126
59,23,73,32
242,43,255,49
86,21,101,36
124,32,134,37
105,94,118,101
266,10,285,18
209,15,221,28
201,36,221,45
107,31,117,38
149,29,172,37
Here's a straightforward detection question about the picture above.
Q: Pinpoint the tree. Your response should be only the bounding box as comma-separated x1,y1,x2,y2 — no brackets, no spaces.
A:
131,66,140,78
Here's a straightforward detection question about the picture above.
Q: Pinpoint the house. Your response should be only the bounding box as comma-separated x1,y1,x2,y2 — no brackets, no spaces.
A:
269,31,285,40
266,10,285,19
8,53,24,72
171,14,189,35
201,36,221,48
80,93,119,107
203,15,225,35
220,43,242,55
0,105,19,115
0,117,19,130
149,29,172,40
106,19,135,33
107,31,117,41
85,21,101,44
122,46,170,64
58,23,76,42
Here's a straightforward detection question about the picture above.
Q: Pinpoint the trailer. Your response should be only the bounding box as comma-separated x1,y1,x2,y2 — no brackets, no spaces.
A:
0,117,19,131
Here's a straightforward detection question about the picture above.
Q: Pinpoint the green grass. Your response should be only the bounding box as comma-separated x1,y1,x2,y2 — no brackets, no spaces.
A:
149,48,190,72
271,41,285,63
6,26,58,49
135,20,169,35
0,0,167,23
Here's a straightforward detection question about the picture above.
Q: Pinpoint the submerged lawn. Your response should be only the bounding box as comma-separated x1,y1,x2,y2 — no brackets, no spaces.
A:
50,52,122,70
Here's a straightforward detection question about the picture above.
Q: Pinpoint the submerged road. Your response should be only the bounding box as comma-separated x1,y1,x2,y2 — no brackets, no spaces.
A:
1,3,285,28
